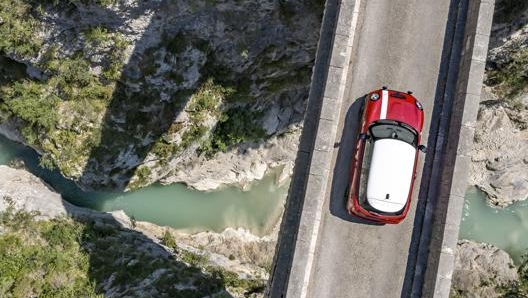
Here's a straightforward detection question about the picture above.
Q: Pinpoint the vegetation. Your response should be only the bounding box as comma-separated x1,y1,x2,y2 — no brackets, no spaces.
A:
161,229,177,251
493,0,528,24
0,0,128,178
0,199,101,297
127,166,152,190
0,0,43,58
201,107,267,156
1,81,60,131
486,47,528,108
499,253,528,298
0,198,266,297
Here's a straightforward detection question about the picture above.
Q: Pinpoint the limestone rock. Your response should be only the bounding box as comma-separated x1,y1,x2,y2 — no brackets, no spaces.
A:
0,165,79,220
161,126,301,191
471,93,528,207
470,94,528,207
0,165,134,228
451,240,518,298
0,0,320,192
471,5,528,206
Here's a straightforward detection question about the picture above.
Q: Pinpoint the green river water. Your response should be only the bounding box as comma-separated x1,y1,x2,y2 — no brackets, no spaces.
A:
0,134,288,236
459,187,528,263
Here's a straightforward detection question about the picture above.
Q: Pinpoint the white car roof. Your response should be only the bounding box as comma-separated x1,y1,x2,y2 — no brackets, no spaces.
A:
366,138,415,213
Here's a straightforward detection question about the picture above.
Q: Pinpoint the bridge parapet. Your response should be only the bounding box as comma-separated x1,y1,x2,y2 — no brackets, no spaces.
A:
418,0,495,297
266,0,362,297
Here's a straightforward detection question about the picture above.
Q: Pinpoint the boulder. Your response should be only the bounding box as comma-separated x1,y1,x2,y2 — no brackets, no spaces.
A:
470,89,528,207
451,240,519,298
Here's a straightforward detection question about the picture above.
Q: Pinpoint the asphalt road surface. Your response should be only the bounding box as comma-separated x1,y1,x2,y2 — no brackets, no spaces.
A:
306,0,452,297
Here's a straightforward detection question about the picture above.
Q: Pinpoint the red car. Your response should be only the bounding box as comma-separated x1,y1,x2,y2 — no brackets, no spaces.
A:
346,87,426,224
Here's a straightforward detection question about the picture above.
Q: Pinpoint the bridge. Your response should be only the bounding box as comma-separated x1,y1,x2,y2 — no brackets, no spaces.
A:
267,0,494,297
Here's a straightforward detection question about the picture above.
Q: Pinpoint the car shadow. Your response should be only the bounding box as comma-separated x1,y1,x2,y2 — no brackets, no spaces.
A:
328,95,384,226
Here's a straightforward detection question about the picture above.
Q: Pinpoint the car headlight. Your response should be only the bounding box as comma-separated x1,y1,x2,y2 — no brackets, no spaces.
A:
370,93,380,101
416,100,423,110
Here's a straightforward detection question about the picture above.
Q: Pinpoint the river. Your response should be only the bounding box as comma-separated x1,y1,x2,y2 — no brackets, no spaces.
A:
459,187,528,263
0,134,288,236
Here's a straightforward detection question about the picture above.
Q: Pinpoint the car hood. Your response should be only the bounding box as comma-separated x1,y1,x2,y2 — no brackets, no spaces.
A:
366,139,415,213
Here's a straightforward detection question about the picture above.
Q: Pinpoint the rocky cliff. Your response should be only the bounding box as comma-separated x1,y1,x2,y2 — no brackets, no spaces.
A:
0,164,274,297
470,0,528,207
451,240,520,298
470,88,528,207
0,0,323,191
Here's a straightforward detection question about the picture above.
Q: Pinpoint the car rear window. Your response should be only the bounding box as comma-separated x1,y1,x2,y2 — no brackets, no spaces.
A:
369,121,418,147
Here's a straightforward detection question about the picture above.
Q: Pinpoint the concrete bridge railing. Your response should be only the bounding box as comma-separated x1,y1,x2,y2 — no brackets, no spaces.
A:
417,0,495,297
266,0,362,296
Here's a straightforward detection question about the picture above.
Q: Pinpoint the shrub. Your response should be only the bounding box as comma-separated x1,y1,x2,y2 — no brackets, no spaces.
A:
203,107,266,156
38,153,56,171
128,166,151,190
486,48,528,104
0,0,43,57
161,229,177,251
188,79,233,116
181,251,208,267
83,26,111,45
1,81,59,130
498,252,528,297
0,207,101,298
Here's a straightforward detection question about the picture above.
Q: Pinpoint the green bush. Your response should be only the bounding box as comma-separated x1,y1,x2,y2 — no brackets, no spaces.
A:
498,253,528,297
181,251,208,267
0,0,43,57
206,266,265,294
188,78,234,116
1,81,59,130
83,26,111,45
161,229,177,250
203,107,266,156
128,166,152,190
486,48,528,105
151,138,176,162
39,154,56,171
0,202,269,297
0,207,101,298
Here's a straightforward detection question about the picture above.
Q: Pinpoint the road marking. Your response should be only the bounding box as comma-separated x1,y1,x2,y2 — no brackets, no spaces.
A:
380,89,389,119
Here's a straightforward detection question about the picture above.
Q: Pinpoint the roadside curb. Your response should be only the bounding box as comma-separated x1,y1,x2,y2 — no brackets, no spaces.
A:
266,0,363,297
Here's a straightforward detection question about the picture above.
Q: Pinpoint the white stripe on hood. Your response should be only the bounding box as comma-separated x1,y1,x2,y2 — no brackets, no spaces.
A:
380,89,389,119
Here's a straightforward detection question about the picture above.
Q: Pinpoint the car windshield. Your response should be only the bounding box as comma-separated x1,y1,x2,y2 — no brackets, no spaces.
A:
369,121,418,147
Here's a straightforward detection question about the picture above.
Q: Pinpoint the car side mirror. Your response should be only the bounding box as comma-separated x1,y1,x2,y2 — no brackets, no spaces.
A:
359,133,369,141
418,145,427,153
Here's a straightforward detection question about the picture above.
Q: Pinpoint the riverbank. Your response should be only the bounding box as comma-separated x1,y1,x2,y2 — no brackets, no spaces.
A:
0,133,288,236
0,164,275,297
451,239,524,298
